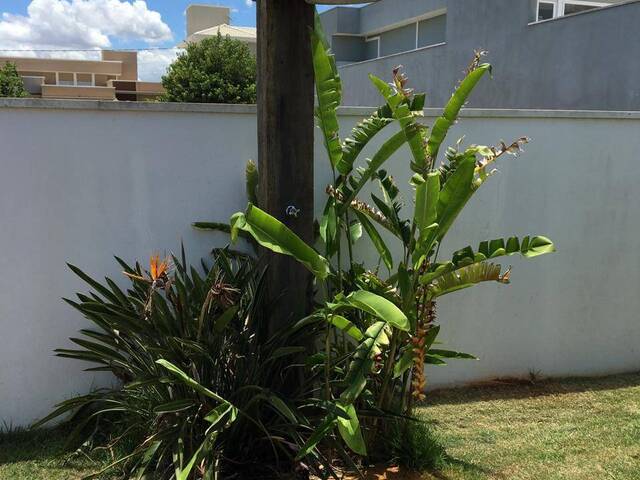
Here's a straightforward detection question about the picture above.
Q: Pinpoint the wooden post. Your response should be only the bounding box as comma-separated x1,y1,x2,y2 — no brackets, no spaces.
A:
257,0,315,333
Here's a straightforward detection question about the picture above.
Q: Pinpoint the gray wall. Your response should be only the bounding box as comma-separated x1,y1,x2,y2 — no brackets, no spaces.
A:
1,100,640,426
359,0,447,34
333,36,365,64
332,0,640,110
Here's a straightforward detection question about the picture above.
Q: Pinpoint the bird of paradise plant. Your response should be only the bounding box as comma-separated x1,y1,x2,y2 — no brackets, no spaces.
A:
228,9,555,463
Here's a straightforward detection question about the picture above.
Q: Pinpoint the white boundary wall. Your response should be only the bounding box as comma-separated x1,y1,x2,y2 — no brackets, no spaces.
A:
1,99,639,426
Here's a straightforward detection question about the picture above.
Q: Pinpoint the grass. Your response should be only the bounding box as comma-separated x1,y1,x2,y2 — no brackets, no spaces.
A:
0,425,118,480
1,373,638,479
418,372,640,480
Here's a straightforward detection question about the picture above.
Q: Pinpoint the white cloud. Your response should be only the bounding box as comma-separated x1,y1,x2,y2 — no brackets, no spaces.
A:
245,0,254,7
0,0,172,52
137,48,181,82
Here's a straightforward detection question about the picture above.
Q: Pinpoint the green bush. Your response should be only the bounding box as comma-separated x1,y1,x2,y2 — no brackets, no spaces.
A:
36,249,320,479
161,34,256,104
0,62,28,98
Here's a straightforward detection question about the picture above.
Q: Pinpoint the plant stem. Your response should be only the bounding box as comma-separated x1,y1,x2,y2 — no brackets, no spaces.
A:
345,209,355,268
378,332,399,412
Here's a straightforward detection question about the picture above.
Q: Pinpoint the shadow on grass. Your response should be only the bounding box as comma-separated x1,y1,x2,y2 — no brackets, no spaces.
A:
429,455,495,480
423,371,640,406
0,426,65,464
0,424,104,474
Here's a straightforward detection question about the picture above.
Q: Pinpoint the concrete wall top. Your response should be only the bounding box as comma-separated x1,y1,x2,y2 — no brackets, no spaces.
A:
2,98,640,119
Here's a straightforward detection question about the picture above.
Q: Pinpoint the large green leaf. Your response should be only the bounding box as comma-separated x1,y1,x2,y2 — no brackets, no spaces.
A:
421,235,555,285
455,235,556,264
429,349,477,360
339,105,394,175
427,63,491,163
435,151,477,242
312,11,343,170
413,171,439,235
230,204,330,279
336,402,367,455
344,290,408,331
340,131,406,209
327,314,364,341
340,321,389,404
353,210,393,271
370,74,429,173
428,262,506,298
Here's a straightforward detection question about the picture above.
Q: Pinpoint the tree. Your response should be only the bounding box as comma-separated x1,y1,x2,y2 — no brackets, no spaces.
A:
0,62,28,98
161,34,256,104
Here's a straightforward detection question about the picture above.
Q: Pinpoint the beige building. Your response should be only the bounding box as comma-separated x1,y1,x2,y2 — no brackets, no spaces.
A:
180,4,257,54
0,50,164,101
0,4,255,102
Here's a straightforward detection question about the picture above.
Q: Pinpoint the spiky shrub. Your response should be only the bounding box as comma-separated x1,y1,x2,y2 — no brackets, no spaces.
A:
228,9,556,465
36,249,320,479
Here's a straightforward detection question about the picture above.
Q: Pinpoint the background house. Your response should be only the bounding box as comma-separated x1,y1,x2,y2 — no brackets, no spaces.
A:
0,4,257,102
0,50,164,101
320,0,639,110
179,4,257,54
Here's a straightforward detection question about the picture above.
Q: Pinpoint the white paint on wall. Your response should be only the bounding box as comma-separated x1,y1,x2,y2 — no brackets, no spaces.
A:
0,101,638,426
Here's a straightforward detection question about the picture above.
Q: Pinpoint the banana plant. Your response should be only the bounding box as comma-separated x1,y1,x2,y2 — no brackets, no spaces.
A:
228,8,555,462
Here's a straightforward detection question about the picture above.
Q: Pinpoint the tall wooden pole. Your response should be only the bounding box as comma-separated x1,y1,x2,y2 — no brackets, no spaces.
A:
257,0,315,334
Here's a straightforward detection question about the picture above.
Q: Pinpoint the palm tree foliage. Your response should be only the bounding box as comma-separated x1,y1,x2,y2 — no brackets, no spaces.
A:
228,9,555,463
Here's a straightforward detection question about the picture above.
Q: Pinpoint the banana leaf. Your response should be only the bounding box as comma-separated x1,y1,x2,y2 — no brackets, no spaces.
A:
230,204,330,279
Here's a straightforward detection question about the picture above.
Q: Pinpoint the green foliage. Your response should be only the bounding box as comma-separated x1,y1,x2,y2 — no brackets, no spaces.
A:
0,63,28,98
384,418,447,471
228,8,556,470
44,8,556,478
230,203,331,279
161,34,256,104
38,249,320,479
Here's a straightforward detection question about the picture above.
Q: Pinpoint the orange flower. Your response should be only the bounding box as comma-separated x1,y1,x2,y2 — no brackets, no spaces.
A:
124,253,171,284
149,254,170,281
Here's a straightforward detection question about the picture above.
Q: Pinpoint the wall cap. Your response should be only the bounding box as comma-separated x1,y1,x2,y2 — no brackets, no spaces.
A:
0,97,639,120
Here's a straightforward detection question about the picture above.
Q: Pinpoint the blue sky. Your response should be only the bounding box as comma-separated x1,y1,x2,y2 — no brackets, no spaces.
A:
1,1,349,49
0,1,365,80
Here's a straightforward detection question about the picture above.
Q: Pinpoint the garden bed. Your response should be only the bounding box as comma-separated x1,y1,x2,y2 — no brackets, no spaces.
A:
2,372,638,480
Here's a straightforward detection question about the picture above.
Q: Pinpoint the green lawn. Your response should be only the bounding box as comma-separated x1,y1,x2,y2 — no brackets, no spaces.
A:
419,372,640,480
0,426,114,480
2,373,638,479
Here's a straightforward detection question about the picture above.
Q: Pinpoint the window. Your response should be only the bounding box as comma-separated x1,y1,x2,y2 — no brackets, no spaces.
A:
379,23,417,57
364,37,380,60
564,3,602,14
417,14,446,48
538,1,556,20
536,0,612,21
76,73,94,87
57,72,74,86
